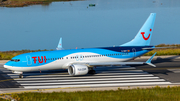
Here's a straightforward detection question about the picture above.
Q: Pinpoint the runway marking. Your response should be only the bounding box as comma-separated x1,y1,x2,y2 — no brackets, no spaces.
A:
24,82,172,89
168,69,180,73
1,87,89,95
3,72,152,79
20,79,166,86
0,79,14,82
16,77,161,82
0,66,172,89
4,72,148,76
12,74,155,80
140,67,180,71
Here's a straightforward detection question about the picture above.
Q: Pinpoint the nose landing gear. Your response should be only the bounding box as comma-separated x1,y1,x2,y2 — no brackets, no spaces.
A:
12,71,23,78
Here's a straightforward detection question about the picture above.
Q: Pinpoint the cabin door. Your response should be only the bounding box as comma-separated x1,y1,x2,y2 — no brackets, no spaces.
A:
26,55,32,66
132,48,136,58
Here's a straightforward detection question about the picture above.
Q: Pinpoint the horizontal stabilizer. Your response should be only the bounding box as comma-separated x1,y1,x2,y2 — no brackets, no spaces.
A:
142,47,176,50
145,52,157,67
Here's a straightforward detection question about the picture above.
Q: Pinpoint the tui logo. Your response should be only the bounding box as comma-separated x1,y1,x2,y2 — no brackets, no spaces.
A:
32,56,46,64
141,29,152,40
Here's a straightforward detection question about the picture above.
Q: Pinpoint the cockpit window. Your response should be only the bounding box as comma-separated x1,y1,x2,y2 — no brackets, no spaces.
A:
11,59,20,62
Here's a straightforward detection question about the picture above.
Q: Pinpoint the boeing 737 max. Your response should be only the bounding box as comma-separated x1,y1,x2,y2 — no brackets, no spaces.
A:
4,13,157,78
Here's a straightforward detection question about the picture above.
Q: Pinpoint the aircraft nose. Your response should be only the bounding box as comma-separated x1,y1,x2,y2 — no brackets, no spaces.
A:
4,64,9,69
4,62,13,69
4,64,8,68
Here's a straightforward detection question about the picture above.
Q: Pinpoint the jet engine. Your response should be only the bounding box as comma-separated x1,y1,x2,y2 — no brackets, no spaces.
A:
68,64,88,76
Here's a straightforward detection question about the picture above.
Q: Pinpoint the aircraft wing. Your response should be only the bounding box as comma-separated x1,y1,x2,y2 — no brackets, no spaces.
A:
86,52,157,67
87,62,144,66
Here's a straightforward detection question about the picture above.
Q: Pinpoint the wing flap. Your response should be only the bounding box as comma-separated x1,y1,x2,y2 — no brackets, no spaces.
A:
88,62,145,66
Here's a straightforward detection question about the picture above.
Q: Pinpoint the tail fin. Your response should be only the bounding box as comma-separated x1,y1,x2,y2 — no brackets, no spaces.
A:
121,13,156,46
56,37,64,50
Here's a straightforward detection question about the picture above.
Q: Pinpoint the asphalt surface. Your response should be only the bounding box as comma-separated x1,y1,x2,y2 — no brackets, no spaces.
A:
131,56,180,83
0,63,21,88
0,56,180,93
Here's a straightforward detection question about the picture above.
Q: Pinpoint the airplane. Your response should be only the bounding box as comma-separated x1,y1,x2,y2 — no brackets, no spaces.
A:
4,13,157,78
56,37,64,50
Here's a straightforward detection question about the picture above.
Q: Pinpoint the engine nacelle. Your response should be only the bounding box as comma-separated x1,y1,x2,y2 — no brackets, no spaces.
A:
68,64,88,76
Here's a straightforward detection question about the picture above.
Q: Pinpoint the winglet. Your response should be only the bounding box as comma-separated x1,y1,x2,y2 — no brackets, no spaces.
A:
146,52,157,67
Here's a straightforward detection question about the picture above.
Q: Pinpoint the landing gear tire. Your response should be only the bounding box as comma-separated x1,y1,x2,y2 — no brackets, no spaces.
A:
19,74,23,78
88,70,96,74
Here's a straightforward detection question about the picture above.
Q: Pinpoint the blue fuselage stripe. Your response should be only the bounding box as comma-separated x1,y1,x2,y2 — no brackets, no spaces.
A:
5,46,154,67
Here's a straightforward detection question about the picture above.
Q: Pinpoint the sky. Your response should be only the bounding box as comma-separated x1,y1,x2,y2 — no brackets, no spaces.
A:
0,0,180,51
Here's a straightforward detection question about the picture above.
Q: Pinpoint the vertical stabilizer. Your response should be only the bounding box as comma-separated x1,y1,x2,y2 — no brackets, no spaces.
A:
121,13,156,46
56,37,64,50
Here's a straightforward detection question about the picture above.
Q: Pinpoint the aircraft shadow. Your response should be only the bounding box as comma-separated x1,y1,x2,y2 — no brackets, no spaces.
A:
131,55,180,75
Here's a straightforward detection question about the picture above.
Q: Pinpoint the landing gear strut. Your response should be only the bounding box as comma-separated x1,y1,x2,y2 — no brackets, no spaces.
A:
88,67,96,74
19,74,23,78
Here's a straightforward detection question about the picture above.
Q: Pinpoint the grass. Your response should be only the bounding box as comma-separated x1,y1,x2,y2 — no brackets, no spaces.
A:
10,0,79,1
143,44,180,56
1,86,180,101
0,98,7,101
0,0,80,7
0,49,51,60
144,48,180,56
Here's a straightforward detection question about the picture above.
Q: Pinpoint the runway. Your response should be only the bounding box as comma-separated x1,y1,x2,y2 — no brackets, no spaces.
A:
0,56,180,93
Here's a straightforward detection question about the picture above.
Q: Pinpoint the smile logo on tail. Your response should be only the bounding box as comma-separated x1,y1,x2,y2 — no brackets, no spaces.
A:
141,29,152,40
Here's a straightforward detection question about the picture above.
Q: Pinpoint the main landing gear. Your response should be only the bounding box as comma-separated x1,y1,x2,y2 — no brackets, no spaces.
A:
19,74,23,78
88,67,96,74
